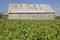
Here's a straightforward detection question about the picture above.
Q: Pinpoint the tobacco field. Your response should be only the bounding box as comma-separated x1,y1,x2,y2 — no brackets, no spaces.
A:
0,19,60,40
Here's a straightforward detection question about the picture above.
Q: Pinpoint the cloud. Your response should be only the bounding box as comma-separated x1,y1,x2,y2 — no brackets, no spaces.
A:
54,7,60,16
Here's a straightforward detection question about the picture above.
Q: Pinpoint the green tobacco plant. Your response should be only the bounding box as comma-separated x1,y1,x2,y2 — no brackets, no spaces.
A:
0,19,60,40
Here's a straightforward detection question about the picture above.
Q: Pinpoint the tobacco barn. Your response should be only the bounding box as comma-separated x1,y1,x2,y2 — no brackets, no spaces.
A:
8,4,55,20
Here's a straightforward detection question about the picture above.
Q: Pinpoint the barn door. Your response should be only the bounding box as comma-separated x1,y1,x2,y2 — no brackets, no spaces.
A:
30,14,40,19
21,14,29,19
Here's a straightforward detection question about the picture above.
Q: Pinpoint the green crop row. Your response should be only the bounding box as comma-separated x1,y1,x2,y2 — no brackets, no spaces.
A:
0,19,60,40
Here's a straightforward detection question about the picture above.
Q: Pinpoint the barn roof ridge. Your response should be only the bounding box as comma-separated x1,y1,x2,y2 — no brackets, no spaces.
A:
9,3,49,5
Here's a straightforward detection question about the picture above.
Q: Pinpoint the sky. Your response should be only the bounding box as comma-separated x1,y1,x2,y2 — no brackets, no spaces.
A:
0,0,60,16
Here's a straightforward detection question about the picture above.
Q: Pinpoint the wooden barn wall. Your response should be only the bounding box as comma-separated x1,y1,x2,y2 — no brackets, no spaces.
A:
8,13,55,20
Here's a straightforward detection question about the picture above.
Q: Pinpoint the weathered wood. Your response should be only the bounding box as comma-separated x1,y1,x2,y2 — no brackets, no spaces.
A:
8,13,55,20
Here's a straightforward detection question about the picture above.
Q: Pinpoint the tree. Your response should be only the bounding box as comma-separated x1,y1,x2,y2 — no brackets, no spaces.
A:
0,12,5,18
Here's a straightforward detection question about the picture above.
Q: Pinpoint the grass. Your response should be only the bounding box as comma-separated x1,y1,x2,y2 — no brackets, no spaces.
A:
0,18,60,40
